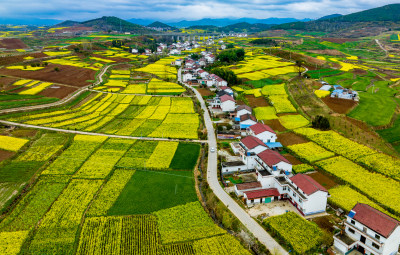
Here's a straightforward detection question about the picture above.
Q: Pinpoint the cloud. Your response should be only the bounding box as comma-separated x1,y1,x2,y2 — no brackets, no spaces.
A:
0,0,398,21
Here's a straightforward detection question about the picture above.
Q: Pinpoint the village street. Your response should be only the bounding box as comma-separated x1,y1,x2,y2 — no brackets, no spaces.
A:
178,68,288,255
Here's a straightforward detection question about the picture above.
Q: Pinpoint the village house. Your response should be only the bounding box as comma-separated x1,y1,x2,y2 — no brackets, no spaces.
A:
255,149,292,176
220,95,236,112
331,85,359,101
218,86,234,96
182,72,193,82
131,48,138,54
198,69,209,79
237,136,268,169
247,123,277,144
145,49,152,55
239,114,257,130
235,105,252,121
333,203,400,255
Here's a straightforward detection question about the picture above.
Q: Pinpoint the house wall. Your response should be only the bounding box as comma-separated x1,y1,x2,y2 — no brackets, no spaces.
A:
303,191,328,215
275,162,292,173
237,109,252,118
333,237,352,254
345,223,384,254
240,120,257,129
249,145,268,155
256,132,277,143
382,226,400,255
221,100,236,112
222,164,248,174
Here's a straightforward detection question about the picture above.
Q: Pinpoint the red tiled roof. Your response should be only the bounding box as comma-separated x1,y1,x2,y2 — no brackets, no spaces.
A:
240,113,257,122
240,136,266,150
236,182,262,191
249,123,276,135
245,188,280,200
237,105,252,112
219,86,229,90
352,203,400,238
290,174,327,196
257,149,290,167
220,95,235,103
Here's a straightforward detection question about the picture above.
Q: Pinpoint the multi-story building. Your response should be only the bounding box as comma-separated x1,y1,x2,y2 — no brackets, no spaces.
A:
333,203,400,255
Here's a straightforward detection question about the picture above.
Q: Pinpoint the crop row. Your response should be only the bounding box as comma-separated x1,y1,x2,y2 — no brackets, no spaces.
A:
288,141,334,162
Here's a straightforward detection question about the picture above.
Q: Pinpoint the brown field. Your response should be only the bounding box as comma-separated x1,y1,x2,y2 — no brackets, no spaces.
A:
264,119,286,132
0,39,27,49
307,171,338,190
0,76,18,88
321,97,357,114
38,85,78,99
0,52,47,66
0,150,15,162
277,132,308,146
310,216,335,232
307,49,345,56
0,64,96,87
197,88,213,97
283,153,302,165
11,129,37,138
245,95,269,108
321,38,358,44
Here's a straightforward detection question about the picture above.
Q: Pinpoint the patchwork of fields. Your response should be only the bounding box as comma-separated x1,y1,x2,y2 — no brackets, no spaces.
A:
6,93,200,139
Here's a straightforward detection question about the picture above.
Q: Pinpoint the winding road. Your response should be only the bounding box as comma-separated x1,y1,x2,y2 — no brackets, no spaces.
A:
178,68,288,254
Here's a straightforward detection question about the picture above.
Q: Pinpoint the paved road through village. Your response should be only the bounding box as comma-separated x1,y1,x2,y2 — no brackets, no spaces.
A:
178,68,288,254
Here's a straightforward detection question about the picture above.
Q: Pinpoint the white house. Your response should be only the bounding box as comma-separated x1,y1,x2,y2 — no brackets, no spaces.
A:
145,49,152,54
242,171,329,215
236,105,252,121
170,49,181,55
221,161,249,175
182,72,193,82
237,136,268,169
239,114,257,129
247,123,277,144
234,181,262,196
220,95,236,112
333,203,400,255
198,69,209,79
172,59,182,66
131,49,138,54
255,149,292,176
219,86,234,96
185,60,195,68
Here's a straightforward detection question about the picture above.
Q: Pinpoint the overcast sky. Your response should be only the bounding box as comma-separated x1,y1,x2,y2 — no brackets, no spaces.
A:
0,0,398,21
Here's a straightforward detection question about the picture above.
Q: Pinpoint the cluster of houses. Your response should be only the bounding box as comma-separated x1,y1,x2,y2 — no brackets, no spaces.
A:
319,82,359,101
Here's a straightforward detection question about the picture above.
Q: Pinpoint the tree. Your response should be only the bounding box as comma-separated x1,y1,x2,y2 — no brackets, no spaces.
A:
211,67,240,85
54,67,60,72
190,53,201,60
312,115,330,130
295,60,305,76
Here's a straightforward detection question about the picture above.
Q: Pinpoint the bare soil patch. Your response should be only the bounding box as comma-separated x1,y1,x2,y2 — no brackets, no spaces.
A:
0,52,47,66
283,153,303,165
307,49,345,56
11,129,37,138
0,77,18,88
0,64,96,87
310,216,335,232
322,97,357,114
245,95,270,108
0,149,15,161
0,39,27,49
321,38,358,44
307,171,338,190
38,85,78,99
264,119,286,132
277,132,308,146
197,88,213,97
352,68,368,75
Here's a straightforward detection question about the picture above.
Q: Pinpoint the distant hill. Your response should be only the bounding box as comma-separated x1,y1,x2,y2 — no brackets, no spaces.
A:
318,14,342,20
52,16,153,33
52,20,81,27
167,17,311,28
271,4,400,33
127,18,154,26
81,16,151,33
147,21,172,29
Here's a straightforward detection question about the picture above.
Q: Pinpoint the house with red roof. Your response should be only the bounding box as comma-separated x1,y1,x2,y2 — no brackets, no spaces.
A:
237,136,268,169
239,114,257,130
220,94,236,112
255,149,292,176
247,123,277,144
334,203,400,255
235,105,252,121
237,171,329,215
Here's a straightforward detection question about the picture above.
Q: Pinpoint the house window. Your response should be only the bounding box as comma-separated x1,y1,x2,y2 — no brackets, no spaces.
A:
375,234,380,240
372,242,379,249
299,199,302,203
250,199,254,203
351,220,355,225
283,187,287,191
362,227,367,233
293,193,296,198
348,228,355,234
